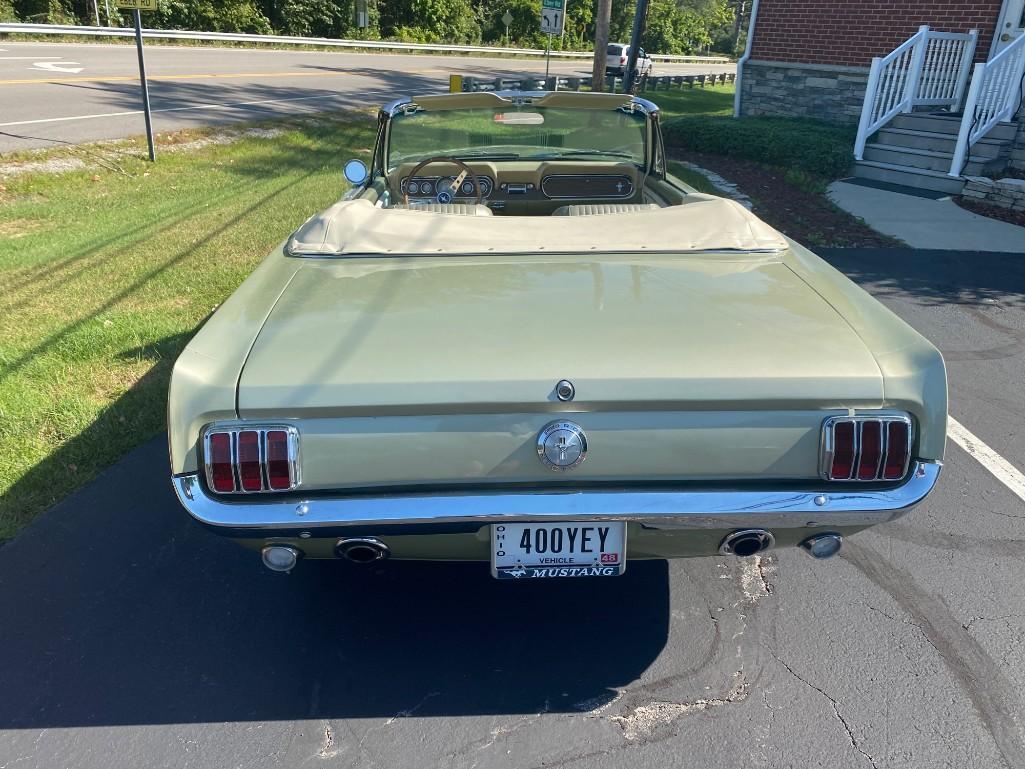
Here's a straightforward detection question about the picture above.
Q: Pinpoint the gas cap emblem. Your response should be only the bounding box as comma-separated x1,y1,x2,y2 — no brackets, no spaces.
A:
537,421,587,471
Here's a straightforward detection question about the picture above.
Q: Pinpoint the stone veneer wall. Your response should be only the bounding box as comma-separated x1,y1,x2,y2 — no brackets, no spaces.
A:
1012,106,1025,171
962,176,1025,211
739,60,869,123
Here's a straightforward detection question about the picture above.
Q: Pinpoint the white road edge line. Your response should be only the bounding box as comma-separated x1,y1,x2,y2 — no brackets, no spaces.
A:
948,416,1025,503
0,92,389,127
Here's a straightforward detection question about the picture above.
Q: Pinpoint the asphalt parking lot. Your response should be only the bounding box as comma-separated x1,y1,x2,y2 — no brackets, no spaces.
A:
1,248,1024,768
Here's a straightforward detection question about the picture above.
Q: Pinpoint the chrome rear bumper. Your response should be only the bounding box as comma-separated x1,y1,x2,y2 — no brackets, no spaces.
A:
173,461,941,534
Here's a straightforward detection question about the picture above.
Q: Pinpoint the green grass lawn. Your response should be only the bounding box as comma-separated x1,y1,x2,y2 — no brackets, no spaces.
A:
638,83,735,119
0,115,376,541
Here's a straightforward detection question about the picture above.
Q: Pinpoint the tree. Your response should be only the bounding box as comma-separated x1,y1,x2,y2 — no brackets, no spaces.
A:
379,0,481,42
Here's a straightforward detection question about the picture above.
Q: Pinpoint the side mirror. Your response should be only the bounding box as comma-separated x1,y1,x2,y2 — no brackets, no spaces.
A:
343,158,369,185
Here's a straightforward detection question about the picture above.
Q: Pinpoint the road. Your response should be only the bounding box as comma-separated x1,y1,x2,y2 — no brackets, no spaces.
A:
0,41,735,152
0,247,1024,768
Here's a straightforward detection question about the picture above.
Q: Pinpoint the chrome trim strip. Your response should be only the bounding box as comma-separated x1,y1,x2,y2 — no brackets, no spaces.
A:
174,461,941,532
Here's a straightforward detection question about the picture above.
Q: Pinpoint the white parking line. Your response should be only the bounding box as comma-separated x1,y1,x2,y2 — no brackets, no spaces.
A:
0,92,387,128
948,416,1025,503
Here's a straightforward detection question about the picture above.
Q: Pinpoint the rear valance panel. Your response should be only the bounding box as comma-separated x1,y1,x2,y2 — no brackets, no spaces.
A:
256,410,844,490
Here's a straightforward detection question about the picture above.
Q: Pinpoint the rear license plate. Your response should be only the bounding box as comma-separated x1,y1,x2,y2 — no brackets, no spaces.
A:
491,522,627,579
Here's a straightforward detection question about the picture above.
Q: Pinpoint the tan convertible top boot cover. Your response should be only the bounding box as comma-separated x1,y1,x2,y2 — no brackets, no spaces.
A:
286,196,789,256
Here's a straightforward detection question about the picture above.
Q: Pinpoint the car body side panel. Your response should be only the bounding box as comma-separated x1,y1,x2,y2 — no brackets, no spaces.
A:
782,241,948,460
167,246,301,475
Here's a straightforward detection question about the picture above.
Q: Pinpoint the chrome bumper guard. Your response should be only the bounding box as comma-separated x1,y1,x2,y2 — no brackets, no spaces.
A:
173,461,941,533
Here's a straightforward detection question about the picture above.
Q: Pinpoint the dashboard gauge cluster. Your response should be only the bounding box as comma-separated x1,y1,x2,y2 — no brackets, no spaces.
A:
401,175,494,200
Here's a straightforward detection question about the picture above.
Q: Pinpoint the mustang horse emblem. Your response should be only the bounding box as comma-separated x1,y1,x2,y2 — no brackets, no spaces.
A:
536,421,588,471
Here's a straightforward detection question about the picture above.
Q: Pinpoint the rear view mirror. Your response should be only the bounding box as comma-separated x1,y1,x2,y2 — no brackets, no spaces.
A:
494,112,545,125
343,158,369,185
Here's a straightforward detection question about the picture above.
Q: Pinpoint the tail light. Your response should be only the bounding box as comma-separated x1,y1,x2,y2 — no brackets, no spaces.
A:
821,415,913,481
203,426,300,494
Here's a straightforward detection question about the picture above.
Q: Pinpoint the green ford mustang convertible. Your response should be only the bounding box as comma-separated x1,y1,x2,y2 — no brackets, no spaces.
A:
168,90,947,578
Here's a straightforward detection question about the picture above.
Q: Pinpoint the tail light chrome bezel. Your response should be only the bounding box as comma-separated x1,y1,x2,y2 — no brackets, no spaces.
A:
820,414,914,482
202,425,301,495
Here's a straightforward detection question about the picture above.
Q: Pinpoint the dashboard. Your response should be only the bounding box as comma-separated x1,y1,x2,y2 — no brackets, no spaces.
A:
400,174,495,200
390,161,642,213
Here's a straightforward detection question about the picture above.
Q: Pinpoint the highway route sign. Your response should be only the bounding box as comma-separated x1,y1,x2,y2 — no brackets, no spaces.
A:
540,0,565,35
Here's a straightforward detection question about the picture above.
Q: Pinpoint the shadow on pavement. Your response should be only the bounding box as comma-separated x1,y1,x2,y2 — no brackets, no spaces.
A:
0,437,669,728
819,248,1025,307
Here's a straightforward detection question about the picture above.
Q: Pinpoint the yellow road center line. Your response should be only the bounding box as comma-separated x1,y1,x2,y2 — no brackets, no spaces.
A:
0,70,370,85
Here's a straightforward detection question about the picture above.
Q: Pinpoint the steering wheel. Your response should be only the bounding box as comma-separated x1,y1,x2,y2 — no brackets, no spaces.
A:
403,156,483,206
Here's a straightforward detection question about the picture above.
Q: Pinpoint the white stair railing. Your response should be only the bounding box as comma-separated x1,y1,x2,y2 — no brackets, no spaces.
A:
855,26,978,160
949,33,1025,176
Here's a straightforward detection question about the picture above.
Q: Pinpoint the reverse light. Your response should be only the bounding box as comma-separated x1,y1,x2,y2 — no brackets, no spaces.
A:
265,430,293,490
203,426,299,494
821,415,913,482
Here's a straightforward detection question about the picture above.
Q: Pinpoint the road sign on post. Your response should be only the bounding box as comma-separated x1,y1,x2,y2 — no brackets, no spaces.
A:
116,0,157,160
540,0,565,35
356,0,369,29
540,0,565,83
502,9,512,44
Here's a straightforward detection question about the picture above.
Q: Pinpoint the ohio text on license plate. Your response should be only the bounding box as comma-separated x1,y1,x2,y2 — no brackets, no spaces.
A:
491,522,626,579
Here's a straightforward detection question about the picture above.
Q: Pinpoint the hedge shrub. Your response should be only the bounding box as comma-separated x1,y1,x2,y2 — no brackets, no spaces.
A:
662,116,856,178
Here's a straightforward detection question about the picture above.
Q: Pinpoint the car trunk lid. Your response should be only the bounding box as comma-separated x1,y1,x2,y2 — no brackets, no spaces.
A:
238,254,882,416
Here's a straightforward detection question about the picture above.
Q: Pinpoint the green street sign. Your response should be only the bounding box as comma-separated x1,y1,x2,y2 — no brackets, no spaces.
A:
541,0,562,8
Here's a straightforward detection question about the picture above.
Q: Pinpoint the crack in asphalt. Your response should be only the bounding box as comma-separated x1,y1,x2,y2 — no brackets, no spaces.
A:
607,672,750,741
316,722,339,760
844,543,1025,769
769,651,879,769
346,691,442,768
738,555,773,603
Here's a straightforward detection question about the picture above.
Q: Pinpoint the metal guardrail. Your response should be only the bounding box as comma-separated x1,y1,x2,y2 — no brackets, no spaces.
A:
458,72,736,93
0,23,732,64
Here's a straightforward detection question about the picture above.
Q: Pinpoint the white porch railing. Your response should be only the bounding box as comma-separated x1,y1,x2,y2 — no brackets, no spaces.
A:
949,33,1025,176
854,25,978,160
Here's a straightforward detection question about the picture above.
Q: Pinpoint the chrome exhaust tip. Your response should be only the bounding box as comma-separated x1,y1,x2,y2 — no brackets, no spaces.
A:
719,529,775,557
799,533,843,559
335,537,390,564
261,544,301,573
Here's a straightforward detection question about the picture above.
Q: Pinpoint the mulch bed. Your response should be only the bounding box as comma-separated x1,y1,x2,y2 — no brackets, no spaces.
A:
670,151,903,248
954,196,1025,228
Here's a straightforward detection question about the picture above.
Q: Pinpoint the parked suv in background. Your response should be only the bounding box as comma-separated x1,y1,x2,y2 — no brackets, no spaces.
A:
605,43,654,78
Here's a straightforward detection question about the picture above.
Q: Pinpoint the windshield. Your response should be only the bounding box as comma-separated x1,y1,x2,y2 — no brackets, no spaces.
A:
387,106,647,169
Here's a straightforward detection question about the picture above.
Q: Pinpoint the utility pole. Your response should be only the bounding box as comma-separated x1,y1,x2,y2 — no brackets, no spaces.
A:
591,0,611,92
622,0,650,93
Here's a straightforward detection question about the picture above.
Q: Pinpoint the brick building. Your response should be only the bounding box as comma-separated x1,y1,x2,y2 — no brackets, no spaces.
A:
735,0,1025,185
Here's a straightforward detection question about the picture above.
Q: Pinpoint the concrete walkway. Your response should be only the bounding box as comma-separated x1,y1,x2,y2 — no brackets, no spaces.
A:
828,180,1025,252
